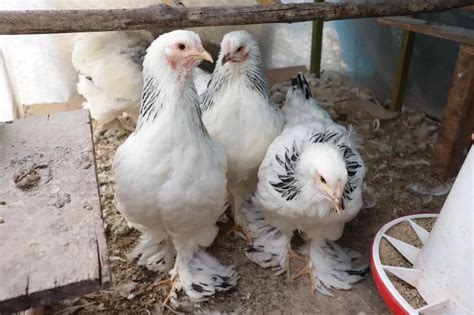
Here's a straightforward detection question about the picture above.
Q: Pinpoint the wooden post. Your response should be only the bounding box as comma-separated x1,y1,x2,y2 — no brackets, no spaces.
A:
390,30,416,111
432,44,474,178
310,0,324,77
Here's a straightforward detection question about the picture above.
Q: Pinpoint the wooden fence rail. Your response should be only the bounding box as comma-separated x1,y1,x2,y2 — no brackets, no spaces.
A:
0,1,472,35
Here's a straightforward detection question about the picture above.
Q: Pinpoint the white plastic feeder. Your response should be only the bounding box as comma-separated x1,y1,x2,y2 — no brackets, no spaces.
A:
372,146,474,314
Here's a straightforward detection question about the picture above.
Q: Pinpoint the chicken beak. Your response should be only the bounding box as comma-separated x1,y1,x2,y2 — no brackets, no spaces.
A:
331,198,344,213
194,50,214,63
222,53,231,65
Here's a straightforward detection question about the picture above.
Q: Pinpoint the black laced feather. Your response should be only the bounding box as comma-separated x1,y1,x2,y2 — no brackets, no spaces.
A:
136,76,161,130
309,129,344,144
246,65,272,103
201,57,272,112
339,144,362,200
291,73,312,99
136,75,208,137
200,71,228,112
270,141,301,201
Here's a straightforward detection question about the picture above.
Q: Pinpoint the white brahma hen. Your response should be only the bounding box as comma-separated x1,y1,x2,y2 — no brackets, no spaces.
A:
282,74,332,127
243,73,369,296
72,31,153,127
200,30,284,241
113,30,237,304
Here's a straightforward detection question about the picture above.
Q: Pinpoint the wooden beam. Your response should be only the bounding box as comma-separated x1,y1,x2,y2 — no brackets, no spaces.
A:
310,0,324,77
0,1,472,35
378,16,474,45
432,44,474,178
390,30,416,111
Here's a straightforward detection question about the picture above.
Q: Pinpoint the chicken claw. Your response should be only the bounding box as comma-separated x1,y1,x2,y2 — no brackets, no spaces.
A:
227,224,253,245
292,262,315,293
154,278,176,306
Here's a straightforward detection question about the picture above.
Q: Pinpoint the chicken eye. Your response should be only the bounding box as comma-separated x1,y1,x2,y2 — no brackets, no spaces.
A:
320,176,327,184
177,43,186,51
236,46,243,53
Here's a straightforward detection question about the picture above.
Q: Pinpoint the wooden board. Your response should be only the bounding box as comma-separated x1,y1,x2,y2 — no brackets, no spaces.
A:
0,109,110,313
265,65,308,86
378,16,474,45
432,44,474,178
22,97,84,118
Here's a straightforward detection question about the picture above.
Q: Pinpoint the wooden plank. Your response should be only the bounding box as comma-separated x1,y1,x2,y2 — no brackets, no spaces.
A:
265,65,308,86
432,44,474,178
378,16,474,45
0,110,110,313
390,30,416,111
310,0,324,77
160,0,184,8
22,97,84,118
0,1,472,35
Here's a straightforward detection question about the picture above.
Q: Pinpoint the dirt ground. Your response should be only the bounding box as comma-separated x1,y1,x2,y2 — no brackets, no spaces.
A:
47,72,450,314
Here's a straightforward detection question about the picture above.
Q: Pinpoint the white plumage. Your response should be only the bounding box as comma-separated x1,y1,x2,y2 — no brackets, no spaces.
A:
200,30,284,239
193,67,211,97
113,30,236,303
244,73,368,295
72,31,154,126
281,74,332,127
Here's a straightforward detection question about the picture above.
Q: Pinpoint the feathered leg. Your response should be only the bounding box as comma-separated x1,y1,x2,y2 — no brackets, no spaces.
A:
157,249,238,306
128,233,176,277
306,239,370,296
157,223,238,306
242,200,294,275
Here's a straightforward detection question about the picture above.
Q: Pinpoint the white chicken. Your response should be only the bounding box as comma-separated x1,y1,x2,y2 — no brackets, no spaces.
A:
72,31,154,128
113,30,237,303
244,73,369,295
200,30,284,241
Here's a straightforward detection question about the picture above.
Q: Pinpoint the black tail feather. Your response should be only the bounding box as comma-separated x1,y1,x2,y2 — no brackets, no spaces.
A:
291,72,312,100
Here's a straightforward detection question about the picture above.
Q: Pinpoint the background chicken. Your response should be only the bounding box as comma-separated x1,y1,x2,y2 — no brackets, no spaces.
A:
69,0,285,134
244,73,369,295
113,30,236,304
71,31,154,131
200,30,284,240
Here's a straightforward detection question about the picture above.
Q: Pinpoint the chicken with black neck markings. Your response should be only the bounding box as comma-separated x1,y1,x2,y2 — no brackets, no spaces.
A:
200,30,284,242
243,73,369,296
113,30,237,305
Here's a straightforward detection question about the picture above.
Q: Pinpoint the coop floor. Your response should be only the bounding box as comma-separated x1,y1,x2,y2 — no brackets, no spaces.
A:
48,73,447,314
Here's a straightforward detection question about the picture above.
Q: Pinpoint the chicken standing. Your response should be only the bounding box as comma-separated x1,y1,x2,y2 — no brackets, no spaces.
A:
72,31,154,128
244,73,369,295
113,30,237,303
200,30,284,240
